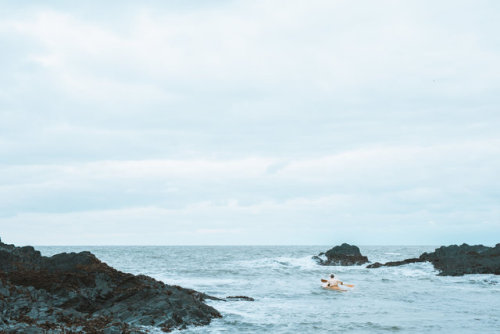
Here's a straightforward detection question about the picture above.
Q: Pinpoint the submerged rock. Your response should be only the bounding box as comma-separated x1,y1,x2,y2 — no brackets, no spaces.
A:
0,237,221,333
367,258,424,269
225,296,255,301
313,243,369,266
367,243,500,276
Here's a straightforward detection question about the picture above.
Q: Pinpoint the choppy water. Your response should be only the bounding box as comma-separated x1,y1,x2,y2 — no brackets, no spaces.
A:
38,246,500,333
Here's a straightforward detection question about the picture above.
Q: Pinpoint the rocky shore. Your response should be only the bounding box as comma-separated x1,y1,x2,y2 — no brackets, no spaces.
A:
314,242,500,276
313,243,369,266
367,243,500,276
0,237,222,333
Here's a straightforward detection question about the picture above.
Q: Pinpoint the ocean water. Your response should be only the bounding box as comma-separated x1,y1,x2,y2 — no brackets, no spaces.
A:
37,246,500,333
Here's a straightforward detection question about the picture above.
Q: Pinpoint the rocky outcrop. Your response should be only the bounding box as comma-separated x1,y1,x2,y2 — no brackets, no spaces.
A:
313,243,369,266
0,237,221,333
367,243,500,276
420,243,500,276
225,296,255,301
367,258,424,269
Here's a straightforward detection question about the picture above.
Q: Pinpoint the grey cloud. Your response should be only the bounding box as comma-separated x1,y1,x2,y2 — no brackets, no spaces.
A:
0,0,499,244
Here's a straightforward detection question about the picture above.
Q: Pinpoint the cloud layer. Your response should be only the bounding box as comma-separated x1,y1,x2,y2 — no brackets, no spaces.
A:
1,0,499,245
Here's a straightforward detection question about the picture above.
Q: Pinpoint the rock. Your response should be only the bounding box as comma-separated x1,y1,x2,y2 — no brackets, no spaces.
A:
0,237,222,333
225,296,255,301
366,243,500,276
366,258,423,269
313,243,369,266
420,243,500,276
366,262,383,269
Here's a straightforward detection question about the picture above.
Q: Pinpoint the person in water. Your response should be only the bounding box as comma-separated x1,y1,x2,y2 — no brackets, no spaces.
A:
325,274,343,287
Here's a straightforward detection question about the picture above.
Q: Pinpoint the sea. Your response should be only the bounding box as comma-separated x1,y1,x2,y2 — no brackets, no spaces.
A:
37,246,500,333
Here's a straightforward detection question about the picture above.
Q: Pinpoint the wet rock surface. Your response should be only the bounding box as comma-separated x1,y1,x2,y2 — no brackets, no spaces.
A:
313,243,369,266
367,258,424,269
225,296,255,301
367,243,500,276
0,237,221,333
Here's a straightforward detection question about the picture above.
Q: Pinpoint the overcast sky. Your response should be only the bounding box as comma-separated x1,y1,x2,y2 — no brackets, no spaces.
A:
1,0,499,245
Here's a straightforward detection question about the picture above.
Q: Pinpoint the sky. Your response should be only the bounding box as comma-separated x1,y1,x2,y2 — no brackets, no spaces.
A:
0,0,499,246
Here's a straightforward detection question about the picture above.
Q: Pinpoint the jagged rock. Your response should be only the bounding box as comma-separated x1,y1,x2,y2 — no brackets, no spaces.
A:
0,237,221,333
313,243,369,266
420,243,500,276
367,243,500,276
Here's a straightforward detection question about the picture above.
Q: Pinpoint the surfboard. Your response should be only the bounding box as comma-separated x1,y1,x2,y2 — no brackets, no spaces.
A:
321,279,354,288
322,285,347,292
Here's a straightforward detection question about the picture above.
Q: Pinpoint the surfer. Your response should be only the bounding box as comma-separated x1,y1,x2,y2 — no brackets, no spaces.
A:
323,274,343,288
321,275,353,290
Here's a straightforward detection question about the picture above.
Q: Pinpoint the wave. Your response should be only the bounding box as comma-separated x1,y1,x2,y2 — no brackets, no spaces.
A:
235,256,318,271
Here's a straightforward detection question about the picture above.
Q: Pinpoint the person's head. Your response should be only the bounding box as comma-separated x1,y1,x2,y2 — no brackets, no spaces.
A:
330,274,334,278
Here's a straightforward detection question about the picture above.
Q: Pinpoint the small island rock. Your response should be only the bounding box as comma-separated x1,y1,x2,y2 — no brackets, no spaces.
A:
313,243,369,266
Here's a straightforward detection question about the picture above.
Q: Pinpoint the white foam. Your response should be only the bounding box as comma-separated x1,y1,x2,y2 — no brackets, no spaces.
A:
236,256,318,271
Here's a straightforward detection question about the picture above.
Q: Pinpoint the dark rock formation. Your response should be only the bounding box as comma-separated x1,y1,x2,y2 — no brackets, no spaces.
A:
0,237,221,333
421,243,500,276
367,243,500,276
313,243,369,266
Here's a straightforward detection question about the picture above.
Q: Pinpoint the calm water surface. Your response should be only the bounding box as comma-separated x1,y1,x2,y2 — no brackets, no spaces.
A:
38,246,500,333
